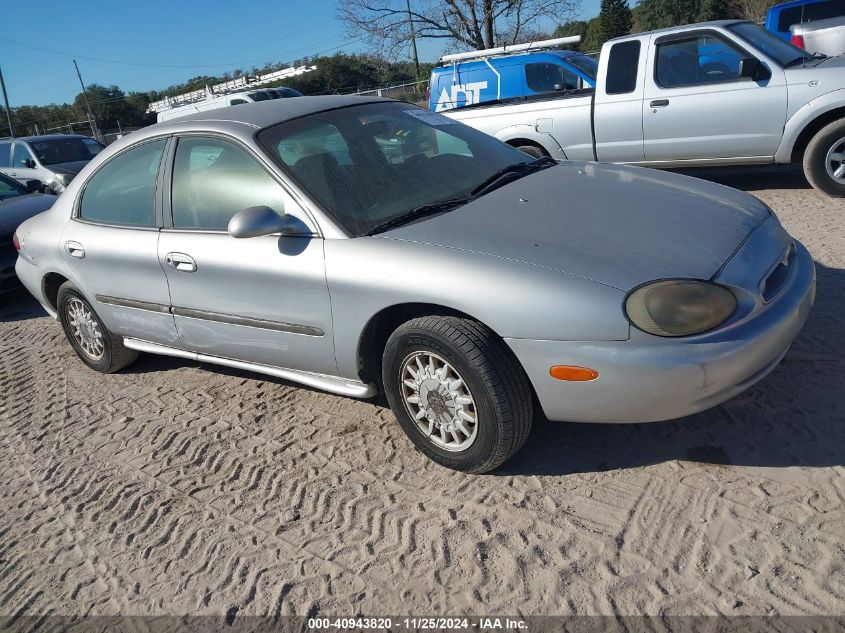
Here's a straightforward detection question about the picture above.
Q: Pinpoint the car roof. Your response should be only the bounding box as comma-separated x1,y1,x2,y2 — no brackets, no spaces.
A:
433,49,591,70
769,0,827,11
606,19,748,41
154,95,387,130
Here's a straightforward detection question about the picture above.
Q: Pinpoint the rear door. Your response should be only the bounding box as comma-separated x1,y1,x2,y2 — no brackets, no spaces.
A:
642,30,787,161
592,38,647,162
59,137,179,345
157,134,337,375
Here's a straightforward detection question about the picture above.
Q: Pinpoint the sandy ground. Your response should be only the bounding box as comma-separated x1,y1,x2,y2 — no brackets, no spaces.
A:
1,165,844,619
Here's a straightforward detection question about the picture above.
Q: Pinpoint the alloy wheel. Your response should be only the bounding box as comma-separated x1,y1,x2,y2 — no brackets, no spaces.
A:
399,351,478,452
66,298,105,361
825,136,845,184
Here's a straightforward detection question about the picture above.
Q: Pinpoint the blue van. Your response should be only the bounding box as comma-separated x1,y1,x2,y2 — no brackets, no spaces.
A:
765,0,845,40
429,50,598,112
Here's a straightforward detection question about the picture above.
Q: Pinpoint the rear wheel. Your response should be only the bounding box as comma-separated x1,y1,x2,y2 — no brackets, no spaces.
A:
57,281,138,373
803,118,845,197
382,316,533,473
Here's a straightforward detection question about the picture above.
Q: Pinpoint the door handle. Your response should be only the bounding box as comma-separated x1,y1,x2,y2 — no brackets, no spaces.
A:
65,241,85,259
650,99,670,108
165,252,197,272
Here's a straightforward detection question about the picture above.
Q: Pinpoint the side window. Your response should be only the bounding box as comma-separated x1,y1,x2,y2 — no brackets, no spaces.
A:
606,41,641,95
171,137,285,230
0,142,10,168
79,139,166,227
12,143,34,167
655,35,744,88
230,99,248,105
525,63,579,93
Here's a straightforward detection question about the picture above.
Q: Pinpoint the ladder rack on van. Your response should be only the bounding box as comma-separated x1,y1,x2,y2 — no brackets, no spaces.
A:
147,65,317,114
439,36,581,64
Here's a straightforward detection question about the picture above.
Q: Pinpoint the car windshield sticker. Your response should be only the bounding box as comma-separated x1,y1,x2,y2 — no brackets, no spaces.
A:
403,110,457,126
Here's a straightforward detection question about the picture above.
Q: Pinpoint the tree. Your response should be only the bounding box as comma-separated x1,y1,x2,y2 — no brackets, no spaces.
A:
597,0,632,43
635,0,739,31
581,18,604,52
553,19,589,48
337,0,579,56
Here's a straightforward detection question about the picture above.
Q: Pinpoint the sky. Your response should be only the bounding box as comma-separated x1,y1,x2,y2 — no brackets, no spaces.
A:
0,0,601,107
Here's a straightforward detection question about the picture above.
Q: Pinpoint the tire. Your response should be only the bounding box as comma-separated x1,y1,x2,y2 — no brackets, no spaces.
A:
382,315,533,473
516,144,548,159
803,118,845,197
57,281,138,373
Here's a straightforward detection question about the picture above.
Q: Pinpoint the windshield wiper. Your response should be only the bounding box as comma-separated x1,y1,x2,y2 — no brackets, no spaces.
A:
785,54,818,67
366,197,471,236
469,156,557,198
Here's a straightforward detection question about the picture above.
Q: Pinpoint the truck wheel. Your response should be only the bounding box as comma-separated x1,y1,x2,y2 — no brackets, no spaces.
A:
803,119,845,197
382,315,533,473
57,281,138,373
516,144,548,159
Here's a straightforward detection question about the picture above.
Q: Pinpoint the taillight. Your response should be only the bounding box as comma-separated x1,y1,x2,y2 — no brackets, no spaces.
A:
791,34,805,49
12,232,20,252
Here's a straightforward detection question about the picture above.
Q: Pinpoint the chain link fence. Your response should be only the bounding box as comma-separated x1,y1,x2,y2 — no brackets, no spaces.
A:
352,79,429,106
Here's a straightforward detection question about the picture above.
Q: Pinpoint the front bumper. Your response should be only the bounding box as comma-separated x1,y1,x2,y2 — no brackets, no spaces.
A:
507,239,816,424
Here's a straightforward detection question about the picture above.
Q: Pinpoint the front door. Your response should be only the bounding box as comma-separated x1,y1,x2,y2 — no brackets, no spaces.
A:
60,137,179,346
642,31,787,162
157,135,337,376
10,142,40,185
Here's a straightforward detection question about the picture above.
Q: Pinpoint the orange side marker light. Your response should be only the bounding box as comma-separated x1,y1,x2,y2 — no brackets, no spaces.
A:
549,365,599,381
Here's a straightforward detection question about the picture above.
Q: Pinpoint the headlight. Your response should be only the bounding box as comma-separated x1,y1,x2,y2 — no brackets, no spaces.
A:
625,279,737,337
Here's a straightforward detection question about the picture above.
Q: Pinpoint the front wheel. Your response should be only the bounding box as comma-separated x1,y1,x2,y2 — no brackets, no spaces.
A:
57,281,138,373
803,119,845,197
382,316,533,473
515,144,548,159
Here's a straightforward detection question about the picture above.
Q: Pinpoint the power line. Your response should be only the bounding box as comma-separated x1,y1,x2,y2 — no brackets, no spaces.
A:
0,34,366,72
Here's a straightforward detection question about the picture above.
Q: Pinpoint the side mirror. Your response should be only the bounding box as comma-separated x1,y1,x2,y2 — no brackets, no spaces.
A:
738,57,770,81
228,205,291,238
24,158,36,169
553,83,566,91
24,179,42,193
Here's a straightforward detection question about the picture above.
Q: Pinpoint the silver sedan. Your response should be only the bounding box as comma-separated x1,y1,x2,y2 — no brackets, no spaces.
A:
13,96,815,473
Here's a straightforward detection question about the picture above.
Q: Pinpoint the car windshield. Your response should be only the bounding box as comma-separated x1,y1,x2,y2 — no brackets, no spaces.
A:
0,174,26,201
258,101,539,236
728,22,815,66
30,137,104,165
564,54,599,81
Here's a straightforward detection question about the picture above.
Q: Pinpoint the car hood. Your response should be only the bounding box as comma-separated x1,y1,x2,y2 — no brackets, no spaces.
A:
785,55,845,84
0,193,56,238
380,162,770,291
47,160,90,176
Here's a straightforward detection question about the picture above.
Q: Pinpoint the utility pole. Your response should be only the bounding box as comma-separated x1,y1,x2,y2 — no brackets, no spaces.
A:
0,66,14,138
73,60,100,141
405,0,421,78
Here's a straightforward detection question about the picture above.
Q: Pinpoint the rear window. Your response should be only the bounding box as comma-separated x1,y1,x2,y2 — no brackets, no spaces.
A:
777,0,845,31
605,40,641,95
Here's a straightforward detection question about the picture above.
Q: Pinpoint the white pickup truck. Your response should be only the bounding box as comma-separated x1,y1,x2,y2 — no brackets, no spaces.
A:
442,19,845,196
